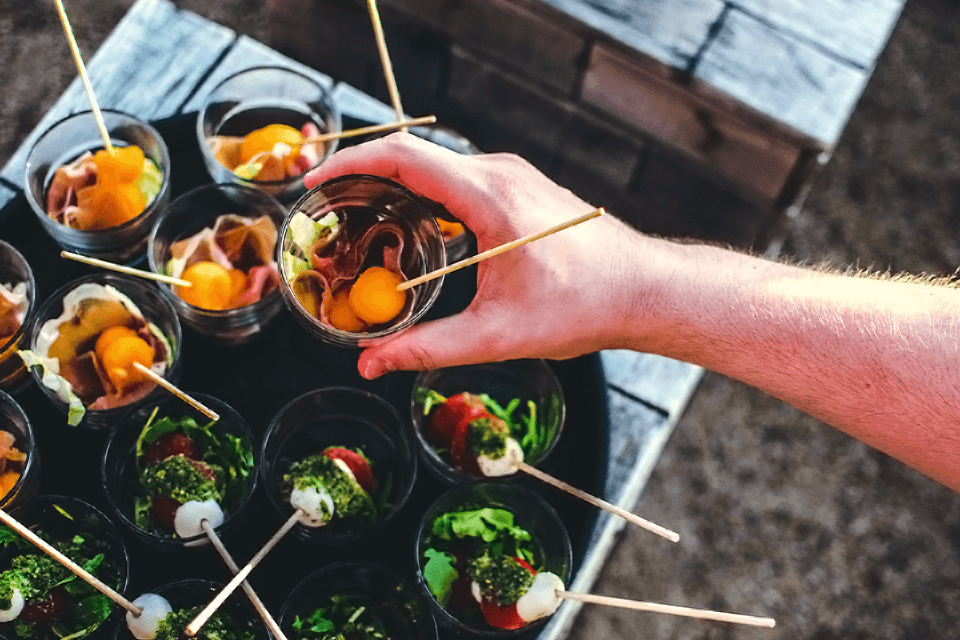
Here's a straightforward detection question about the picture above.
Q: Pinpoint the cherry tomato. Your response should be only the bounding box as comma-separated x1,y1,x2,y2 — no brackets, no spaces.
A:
449,414,485,476
322,447,376,493
150,495,181,532
142,433,201,467
479,557,536,630
20,586,69,625
428,393,488,448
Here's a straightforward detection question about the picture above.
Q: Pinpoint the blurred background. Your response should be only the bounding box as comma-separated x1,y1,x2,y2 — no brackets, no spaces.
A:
2,0,959,638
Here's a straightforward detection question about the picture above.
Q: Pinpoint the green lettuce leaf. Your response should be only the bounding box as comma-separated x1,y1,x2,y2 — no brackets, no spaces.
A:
423,548,458,606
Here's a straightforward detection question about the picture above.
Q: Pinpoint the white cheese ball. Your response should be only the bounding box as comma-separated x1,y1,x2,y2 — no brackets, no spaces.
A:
516,572,564,623
127,593,173,640
477,438,523,477
291,485,334,527
331,458,357,483
174,499,225,538
0,588,24,622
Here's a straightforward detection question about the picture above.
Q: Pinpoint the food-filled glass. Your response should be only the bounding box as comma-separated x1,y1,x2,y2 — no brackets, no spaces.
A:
0,391,39,509
0,241,36,392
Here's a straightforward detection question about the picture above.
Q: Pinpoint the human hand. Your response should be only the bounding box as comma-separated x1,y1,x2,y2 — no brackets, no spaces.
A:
305,133,651,379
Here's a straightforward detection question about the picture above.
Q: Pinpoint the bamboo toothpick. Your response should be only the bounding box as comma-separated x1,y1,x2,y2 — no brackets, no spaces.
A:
513,458,679,543
558,591,776,628
53,0,113,153
132,363,220,421
185,510,302,636
200,520,288,640
0,508,141,615
61,251,193,288
398,208,605,291
365,0,407,132
303,115,437,145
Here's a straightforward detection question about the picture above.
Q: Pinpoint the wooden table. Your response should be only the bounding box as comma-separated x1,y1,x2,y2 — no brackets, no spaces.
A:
0,1,702,638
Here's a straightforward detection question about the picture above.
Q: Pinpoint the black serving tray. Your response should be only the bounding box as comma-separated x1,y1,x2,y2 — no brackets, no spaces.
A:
0,113,610,639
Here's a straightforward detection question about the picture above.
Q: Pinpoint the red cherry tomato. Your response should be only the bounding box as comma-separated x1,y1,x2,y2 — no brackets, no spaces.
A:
20,586,69,625
428,393,488,448
479,557,536,630
151,495,181,532
449,415,486,475
142,433,201,467
322,447,376,493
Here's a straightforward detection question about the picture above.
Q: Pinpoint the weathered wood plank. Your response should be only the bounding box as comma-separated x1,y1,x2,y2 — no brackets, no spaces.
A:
535,0,724,69
0,0,235,191
694,8,870,146
733,0,904,70
601,350,704,418
180,35,335,114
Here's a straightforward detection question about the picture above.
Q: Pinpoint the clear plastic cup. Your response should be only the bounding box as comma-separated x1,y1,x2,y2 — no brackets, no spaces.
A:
280,562,438,640
101,393,258,551
0,391,40,509
278,175,446,348
23,110,171,264
25,273,183,430
260,386,417,546
0,240,37,392
1,495,131,640
197,65,342,203
148,183,287,344
410,359,566,485
413,482,572,638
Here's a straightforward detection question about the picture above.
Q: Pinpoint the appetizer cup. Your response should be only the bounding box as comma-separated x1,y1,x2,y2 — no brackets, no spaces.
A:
148,183,287,344
101,393,257,551
278,175,446,348
1,495,131,640
23,110,171,264
0,391,40,509
280,562,438,640
111,579,269,640
0,241,37,392
414,482,572,638
24,273,183,430
197,65,342,202
410,360,566,485
260,386,417,545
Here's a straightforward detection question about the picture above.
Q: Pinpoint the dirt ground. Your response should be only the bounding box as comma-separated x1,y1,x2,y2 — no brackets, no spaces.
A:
2,0,960,638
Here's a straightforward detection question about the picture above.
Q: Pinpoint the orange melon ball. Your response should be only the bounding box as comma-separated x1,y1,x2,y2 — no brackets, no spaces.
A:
94,325,139,361
178,261,235,310
99,334,155,393
327,287,368,333
348,267,407,325
239,124,303,170
0,470,19,500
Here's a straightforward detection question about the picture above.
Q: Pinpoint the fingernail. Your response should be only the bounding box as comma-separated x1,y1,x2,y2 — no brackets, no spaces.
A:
362,358,389,379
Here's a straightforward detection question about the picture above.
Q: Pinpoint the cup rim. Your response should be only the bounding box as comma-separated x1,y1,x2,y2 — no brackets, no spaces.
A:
0,390,38,509
0,239,37,357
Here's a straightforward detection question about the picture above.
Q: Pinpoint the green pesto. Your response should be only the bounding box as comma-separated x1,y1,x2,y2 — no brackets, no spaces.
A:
140,455,222,504
285,454,375,521
0,538,82,609
154,607,256,640
468,418,509,459
467,554,534,606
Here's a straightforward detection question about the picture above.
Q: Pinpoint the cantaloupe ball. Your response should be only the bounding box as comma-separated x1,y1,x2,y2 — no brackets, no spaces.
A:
100,335,155,392
348,267,407,325
178,261,234,310
327,287,368,333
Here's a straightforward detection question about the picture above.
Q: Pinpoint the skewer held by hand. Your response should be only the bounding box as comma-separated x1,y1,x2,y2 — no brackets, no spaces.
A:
365,0,406,130
398,208,605,291
185,510,302,636
60,251,193,287
303,115,436,144
557,591,775,628
0,508,141,615
131,363,220,421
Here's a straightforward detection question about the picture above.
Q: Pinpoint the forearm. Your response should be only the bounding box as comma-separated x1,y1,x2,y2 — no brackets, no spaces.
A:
626,239,960,490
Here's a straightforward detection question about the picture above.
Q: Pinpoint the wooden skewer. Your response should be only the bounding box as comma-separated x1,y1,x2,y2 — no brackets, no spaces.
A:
0,508,141,615
557,591,776,628
185,510,302,636
132,363,220,421
397,208,605,291
53,0,113,153
513,458,680,543
61,251,193,288
365,0,407,132
200,520,288,640
302,115,436,144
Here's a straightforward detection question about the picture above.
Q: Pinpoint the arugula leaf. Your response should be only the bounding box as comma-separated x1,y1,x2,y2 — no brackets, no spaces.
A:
414,386,447,416
422,549,458,606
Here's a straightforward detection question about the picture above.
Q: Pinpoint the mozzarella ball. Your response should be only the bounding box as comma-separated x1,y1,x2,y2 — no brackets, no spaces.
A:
516,572,564,622
478,438,523,477
127,593,173,640
174,499,225,538
291,485,334,527
0,588,24,622
331,457,357,483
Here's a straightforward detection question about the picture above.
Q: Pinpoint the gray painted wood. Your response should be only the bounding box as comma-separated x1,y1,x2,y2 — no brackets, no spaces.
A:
601,350,704,419
0,183,15,216
695,8,870,146
536,0,724,69
333,83,402,125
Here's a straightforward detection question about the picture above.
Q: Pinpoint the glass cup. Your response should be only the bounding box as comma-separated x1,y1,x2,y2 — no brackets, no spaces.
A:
0,240,37,392
410,359,566,485
197,65,342,203
111,579,269,640
413,482,572,638
25,273,183,430
278,175,446,348
148,183,287,344
1,495,131,640
101,393,258,551
260,386,417,545
0,391,40,509
23,110,172,264
280,562,438,640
